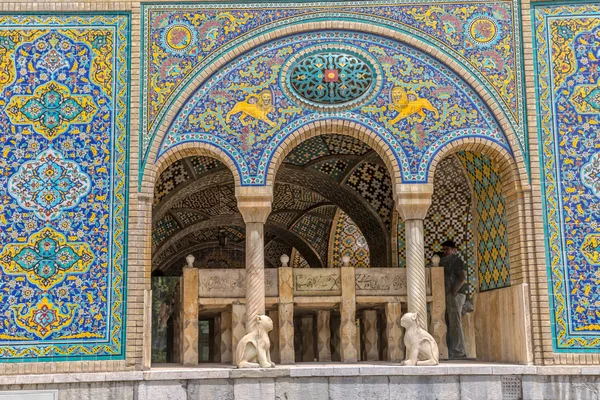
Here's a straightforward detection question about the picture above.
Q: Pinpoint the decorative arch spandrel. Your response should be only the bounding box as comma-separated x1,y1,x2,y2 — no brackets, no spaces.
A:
156,31,512,186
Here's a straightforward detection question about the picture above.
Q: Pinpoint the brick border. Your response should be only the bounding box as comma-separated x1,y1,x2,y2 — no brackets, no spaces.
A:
0,0,583,374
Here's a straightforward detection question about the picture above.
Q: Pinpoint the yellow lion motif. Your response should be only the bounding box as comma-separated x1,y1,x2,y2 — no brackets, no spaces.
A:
388,87,439,125
225,90,276,127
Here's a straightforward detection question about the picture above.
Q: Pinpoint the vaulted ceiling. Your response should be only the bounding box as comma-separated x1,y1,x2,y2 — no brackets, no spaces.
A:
152,135,395,274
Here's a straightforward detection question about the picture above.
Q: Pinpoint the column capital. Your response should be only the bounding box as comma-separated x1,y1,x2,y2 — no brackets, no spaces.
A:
395,183,434,221
235,185,273,224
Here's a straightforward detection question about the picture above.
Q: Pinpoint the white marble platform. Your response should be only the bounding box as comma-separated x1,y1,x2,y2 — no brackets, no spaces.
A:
1,362,600,400
0,361,597,385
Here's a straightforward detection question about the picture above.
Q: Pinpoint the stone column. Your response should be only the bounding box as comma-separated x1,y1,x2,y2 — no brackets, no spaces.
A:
236,186,273,333
213,315,221,363
220,310,233,363
278,267,295,364
396,184,433,329
363,310,379,361
430,267,449,360
385,302,404,362
181,267,199,366
301,315,315,362
268,310,280,363
317,310,332,362
231,304,246,365
340,265,358,362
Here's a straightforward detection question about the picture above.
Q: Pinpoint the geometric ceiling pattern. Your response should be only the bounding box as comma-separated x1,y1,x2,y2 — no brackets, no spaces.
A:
152,134,395,272
151,137,510,300
330,209,371,269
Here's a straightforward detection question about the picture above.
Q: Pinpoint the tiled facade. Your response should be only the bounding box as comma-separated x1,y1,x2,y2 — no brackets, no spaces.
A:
457,151,510,292
0,14,130,361
533,3,600,352
0,0,596,373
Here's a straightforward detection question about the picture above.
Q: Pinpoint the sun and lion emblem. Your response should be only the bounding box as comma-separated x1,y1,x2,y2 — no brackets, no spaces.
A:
226,90,276,127
224,85,439,129
386,86,439,125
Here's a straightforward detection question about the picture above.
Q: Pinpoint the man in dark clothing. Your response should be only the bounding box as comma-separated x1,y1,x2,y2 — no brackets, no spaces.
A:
440,240,467,359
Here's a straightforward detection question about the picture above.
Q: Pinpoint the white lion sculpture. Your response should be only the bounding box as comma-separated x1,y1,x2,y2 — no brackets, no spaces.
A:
236,314,276,368
401,312,439,366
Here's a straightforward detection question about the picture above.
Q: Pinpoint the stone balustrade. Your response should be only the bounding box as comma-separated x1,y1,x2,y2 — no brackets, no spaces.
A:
174,266,447,364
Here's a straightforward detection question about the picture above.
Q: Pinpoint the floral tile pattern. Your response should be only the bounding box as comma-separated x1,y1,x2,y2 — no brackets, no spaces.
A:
156,30,510,186
0,15,130,361
141,1,525,179
534,3,600,351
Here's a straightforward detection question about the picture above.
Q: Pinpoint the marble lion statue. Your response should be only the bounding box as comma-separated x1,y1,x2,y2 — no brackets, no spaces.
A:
236,314,276,368
226,90,276,127
400,312,439,366
388,86,439,124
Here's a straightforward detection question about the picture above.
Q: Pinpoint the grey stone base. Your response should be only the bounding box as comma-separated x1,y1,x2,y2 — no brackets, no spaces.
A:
1,364,599,400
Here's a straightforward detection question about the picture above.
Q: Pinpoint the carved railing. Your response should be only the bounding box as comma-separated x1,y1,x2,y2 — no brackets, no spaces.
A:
198,269,278,298
196,267,437,299
193,266,447,361
292,269,341,296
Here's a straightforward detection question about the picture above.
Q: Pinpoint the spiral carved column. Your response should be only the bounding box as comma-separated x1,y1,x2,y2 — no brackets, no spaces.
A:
245,222,265,332
396,183,433,330
235,186,273,334
405,219,428,327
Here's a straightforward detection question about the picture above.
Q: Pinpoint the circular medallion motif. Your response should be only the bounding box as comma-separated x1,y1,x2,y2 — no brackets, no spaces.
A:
282,46,381,111
467,16,499,46
162,23,197,54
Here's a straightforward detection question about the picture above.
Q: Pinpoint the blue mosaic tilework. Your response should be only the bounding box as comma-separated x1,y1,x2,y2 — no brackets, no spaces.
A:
152,214,181,248
285,137,330,166
322,135,371,156
0,14,130,361
457,151,509,292
310,159,349,181
268,212,298,227
533,3,600,351
189,155,222,175
291,214,333,263
345,162,394,229
156,31,511,185
173,209,207,226
154,159,189,205
330,210,370,268
141,1,526,179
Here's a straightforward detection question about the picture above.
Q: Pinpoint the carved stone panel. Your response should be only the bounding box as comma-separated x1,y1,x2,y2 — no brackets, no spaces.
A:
354,268,432,296
198,269,278,298
264,269,278,297
293,269,342,296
